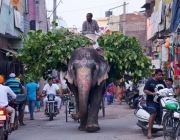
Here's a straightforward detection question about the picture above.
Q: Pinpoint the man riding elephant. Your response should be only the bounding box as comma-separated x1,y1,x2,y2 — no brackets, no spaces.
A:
82,13,104,57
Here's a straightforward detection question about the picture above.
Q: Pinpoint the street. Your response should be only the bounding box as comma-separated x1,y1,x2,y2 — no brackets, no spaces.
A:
8,100,163,140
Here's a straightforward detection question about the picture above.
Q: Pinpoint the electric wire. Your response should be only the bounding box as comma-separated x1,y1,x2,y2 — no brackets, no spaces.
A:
56,2,122,13
48,0,62,18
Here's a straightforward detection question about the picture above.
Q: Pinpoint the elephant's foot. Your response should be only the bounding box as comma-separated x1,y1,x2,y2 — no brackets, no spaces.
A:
78,124,86,131
85,124,100,132
70,114,78,121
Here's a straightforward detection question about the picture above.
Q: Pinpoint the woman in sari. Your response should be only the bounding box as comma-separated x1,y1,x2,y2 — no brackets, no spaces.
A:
115,81,124,105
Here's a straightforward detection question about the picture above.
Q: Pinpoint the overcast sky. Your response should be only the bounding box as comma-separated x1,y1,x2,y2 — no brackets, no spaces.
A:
45,0,145,28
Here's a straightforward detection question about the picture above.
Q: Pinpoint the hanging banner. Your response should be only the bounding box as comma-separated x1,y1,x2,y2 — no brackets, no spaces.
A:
14,9,21,29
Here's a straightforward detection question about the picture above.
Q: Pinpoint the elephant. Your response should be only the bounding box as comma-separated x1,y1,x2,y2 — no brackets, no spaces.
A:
65,47,109,132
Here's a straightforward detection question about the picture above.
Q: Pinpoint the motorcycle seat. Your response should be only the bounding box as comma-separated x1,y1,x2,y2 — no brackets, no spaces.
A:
142,104,148,112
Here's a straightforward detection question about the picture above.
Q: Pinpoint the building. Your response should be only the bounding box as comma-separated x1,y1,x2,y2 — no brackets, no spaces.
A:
120,13,147,49
0,0,48,80
96,17,108,33
141,0,180,84
107,15,120,31
97,14,147,49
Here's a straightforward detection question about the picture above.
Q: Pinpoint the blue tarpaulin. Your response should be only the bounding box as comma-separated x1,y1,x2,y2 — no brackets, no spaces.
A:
170,0,180,32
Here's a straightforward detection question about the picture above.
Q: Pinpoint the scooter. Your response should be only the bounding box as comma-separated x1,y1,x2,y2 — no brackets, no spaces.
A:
45,94,58,121
134,88,179,136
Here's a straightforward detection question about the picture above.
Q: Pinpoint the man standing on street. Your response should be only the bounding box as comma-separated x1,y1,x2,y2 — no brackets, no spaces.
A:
5,73,26,126
143,69,167,139
82,13,100,35
26,80,38,120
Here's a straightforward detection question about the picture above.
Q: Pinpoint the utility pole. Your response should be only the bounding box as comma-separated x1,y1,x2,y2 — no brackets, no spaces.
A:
123,2,126,35
53,0,57,29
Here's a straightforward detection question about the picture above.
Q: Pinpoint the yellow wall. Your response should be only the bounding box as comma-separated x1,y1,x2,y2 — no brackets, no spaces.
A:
155,0,173,12
96,18,108,28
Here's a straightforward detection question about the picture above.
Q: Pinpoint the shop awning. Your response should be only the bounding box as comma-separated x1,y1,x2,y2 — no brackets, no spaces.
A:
0,48,17,54
141,3,150,9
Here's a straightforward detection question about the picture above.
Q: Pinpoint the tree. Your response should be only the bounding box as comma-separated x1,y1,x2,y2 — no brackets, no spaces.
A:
7,29,152,83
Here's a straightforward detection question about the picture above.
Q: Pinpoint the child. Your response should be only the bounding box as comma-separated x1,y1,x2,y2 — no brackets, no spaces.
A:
165,78,173,89
106,88,113,105
36,91,42,111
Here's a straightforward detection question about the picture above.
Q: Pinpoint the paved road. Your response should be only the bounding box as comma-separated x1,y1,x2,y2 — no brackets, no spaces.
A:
8,100,163,140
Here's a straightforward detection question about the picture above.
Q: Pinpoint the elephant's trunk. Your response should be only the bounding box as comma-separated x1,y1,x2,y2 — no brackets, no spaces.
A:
73,68,91,119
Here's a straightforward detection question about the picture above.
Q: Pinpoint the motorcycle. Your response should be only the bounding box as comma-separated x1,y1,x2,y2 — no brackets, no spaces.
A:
134,88,179,136
133,94,146,109
8,94,27,130
45,94,58,121
0,108,11,140
127,85,139,109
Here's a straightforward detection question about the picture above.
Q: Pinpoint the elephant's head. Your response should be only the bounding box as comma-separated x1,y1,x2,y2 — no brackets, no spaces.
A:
65,47,109,119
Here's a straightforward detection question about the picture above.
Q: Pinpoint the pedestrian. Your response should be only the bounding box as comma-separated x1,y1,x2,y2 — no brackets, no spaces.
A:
5,73,26,126
36,91,42,111
115,81,124,105
165,78,173,89
105,82,115,105
26,80,38,120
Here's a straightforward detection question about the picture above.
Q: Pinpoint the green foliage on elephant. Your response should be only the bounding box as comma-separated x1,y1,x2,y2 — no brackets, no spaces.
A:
10,29,152,82
98,32,152,83
14,29,90,80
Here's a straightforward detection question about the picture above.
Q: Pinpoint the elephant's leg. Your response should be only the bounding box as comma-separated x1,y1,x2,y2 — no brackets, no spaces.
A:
86,81,105,132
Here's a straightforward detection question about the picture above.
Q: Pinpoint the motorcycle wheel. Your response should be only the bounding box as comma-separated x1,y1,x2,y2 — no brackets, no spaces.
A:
129,103,134,109
14,116,18,130
49,104,53,121
65,101,68,122
0,127,4,140
142,128,148,136
4,134,7,140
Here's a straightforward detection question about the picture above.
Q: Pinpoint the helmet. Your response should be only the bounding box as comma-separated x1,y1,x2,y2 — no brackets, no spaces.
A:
0,75,4,84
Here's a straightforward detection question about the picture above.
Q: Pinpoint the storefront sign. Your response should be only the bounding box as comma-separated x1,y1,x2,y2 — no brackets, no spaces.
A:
152,59,161,69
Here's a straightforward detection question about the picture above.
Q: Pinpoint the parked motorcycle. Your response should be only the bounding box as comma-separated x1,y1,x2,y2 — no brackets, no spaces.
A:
127,85,139,109
0,108,11,140
45,94,58,121
134,88,179,136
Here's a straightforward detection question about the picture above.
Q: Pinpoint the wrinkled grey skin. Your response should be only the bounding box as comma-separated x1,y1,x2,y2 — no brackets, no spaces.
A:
65,47,109,132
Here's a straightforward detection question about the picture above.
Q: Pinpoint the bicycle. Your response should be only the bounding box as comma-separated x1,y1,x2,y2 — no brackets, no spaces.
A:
163,110,179,140
163,101,179,140
64,94,76,122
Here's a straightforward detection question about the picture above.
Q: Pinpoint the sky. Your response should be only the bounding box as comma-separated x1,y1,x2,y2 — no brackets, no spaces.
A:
45,0,145,29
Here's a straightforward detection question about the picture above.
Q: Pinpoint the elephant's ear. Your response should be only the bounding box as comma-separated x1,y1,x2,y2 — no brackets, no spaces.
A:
65,62,73,84
97,57,109,85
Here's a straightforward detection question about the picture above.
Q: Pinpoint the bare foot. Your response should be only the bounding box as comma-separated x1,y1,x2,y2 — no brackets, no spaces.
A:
147,132,154,139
